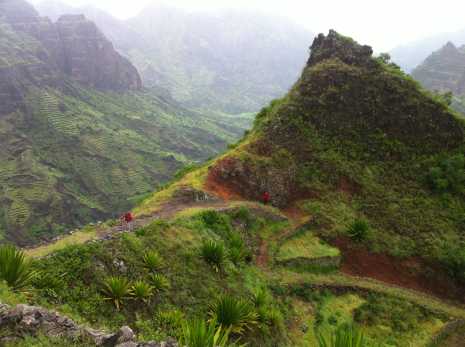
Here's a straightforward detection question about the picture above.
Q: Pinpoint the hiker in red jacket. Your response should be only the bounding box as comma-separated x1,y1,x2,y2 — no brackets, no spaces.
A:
124,212,134,232
262,191,271,205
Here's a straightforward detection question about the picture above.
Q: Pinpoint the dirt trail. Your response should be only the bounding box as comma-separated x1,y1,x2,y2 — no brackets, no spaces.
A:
26,199,230,257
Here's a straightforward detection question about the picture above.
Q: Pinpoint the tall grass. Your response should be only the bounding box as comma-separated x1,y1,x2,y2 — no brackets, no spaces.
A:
180,319,231,347
318,324,371,347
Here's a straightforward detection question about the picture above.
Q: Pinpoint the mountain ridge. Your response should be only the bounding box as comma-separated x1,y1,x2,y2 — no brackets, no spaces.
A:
35,0,314,114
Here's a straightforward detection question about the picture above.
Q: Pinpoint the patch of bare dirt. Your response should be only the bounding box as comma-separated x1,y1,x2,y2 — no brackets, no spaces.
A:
333,237,465,303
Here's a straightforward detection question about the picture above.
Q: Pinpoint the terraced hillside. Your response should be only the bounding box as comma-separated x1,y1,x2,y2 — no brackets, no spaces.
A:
0,82,248,245
0,1,250,245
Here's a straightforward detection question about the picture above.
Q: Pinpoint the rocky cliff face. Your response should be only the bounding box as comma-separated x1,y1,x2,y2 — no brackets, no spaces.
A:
0,0,141,95
412,42,465,95
55,14,141,91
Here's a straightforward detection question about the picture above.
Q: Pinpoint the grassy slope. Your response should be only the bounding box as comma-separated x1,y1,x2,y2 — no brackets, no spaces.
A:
11,205,463,347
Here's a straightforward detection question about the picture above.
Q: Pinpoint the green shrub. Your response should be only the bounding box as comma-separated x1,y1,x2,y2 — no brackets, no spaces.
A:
200,211,232,236
209,294,258,334
346,219,370,242
101,276,131,310
228,246,246,265
318,324,369,347
428,154,465,193
156,309,185,338
0,245,38,291
251,287,270,308
353,294,429,333
180,319,233,347
143,250,163,272
200,241,226,272
149,273,170,292
439,241,465,283
131,280,153,303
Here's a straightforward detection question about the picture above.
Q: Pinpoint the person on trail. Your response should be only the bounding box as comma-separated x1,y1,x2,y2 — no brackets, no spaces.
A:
262,191,271,205
124,212,134,232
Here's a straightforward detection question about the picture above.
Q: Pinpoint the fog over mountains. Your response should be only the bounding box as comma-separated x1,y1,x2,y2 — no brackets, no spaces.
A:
36,0,313,114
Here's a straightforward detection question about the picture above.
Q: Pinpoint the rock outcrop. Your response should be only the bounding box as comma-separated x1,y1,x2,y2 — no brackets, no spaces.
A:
0,303,178,346
412,42,465,95
0,0,141,93
55,14,142,91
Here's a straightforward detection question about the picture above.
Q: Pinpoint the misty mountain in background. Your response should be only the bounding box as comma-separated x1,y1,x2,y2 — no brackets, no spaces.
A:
412,42,465,114
390,28,465,72
36,0,314,114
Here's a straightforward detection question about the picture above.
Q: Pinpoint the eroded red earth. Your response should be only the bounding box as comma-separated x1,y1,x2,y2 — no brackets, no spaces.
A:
333,237,465,303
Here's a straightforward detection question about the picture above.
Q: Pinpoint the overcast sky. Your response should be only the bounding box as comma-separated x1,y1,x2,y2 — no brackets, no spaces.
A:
29,0,465,51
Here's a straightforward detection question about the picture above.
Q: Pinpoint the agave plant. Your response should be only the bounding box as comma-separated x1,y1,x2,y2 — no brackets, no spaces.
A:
251,287,270,308
209,294,258,335
318,324,369,347
131,280,153,303
228,246,247,265
200,240,226,272
180,319,240,347
143,250,163,272
149,273,170,292
101,276,132,310
0,244,38,291
346,219,370,242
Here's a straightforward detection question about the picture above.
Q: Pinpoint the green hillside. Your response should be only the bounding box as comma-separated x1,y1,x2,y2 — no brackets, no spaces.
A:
206,31,465,285
0,6,250,245
1,84,248,245
10,30,465,347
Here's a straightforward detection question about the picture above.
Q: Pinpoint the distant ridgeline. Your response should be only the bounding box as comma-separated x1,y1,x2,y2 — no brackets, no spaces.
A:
0,0,246,245
412,42,465,114
35,1,313,114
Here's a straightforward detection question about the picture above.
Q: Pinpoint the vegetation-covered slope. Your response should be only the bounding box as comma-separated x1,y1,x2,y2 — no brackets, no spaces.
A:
0,2,249,245
2,30,465,347
205,30,465,291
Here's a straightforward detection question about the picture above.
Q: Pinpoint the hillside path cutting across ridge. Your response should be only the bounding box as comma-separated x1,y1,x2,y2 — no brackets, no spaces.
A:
24,198,230,258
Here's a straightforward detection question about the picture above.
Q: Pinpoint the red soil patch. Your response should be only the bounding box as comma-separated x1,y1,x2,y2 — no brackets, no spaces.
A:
204,158,247,201
204,173,242,201
337,176,360,196
334,237,465,303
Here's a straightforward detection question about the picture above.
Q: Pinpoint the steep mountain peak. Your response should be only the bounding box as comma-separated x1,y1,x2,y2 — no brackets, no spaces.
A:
412,40,465,96
443,41,458,50
308,29,373,67
207,31,464,207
